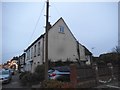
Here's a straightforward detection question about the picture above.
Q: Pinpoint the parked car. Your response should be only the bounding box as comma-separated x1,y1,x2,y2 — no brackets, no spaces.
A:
48,66,70,82
0,69,12,83
9,69,14,75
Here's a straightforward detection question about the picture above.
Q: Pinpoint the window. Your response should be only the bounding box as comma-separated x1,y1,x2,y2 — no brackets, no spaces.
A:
31,47,33,59
34,45,36,57
28,49,30,59
27,51,29,60
38,42,40,56
27,49,30,60
59,26,64,33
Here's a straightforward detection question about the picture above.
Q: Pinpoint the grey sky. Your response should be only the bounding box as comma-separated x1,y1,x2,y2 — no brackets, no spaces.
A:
2,2,118,63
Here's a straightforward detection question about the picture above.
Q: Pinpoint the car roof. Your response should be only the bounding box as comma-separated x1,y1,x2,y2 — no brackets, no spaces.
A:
51,66,70,72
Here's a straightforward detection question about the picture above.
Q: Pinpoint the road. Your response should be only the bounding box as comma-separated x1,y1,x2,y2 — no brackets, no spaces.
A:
1,71,120,89
2,72,31,90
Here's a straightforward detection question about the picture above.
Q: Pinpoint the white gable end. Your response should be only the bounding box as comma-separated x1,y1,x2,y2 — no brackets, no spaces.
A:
48,18,78,62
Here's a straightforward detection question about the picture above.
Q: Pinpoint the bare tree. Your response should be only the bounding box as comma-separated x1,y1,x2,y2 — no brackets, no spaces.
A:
113,46,120,54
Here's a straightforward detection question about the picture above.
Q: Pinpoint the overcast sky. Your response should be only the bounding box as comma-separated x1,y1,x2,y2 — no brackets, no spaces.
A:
2,1,118,64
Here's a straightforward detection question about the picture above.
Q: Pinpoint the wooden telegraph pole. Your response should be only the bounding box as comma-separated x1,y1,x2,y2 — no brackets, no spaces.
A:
45,0,49,80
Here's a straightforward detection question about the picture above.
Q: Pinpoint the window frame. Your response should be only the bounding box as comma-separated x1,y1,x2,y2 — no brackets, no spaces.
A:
31,47,33,59
34,45,36,57
59,26,64,33
38,42,40,56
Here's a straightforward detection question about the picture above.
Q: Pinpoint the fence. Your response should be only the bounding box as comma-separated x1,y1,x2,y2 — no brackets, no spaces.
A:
69,63,120,88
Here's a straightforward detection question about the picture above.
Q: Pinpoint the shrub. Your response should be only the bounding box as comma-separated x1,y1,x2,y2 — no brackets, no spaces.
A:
20,72,32,86
41,80,64,88
20,64,45,86
19,71,30,80
62,82,73,88
34,64,45,81
20,72,40,86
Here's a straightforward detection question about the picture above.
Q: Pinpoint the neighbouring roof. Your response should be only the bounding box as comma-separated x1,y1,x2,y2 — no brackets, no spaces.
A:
83,46,92,55
76,41,92,55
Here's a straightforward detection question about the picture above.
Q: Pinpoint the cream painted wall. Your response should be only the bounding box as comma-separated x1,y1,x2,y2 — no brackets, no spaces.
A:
86,55,91,65
24,18,91,72
32,38,44,72
79,44,86,61
25,37,44,72
48,18,79,62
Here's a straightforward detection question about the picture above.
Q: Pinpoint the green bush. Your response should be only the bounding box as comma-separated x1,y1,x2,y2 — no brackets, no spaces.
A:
20,72,32,86
20,72,40,86
41,80,64,88
19,71,30,80
34,64,45,81
20,64,45,86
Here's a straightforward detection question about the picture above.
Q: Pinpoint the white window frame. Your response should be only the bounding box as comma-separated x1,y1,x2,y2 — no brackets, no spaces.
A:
38,42,40,56
59,26,64,33
34,45,36,57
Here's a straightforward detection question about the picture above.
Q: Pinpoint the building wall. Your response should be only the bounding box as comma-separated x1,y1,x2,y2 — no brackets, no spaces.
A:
19,54,25,72
32,39,43,72
85,55,91,65
25,38,44,72
48,19,79,62
19,54,25,65
24,18,91,72
79,44,86,61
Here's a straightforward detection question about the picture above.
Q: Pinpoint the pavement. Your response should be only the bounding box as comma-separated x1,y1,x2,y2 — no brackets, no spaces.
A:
94,79,120,89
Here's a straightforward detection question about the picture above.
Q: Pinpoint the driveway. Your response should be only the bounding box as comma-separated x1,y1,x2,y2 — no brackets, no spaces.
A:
2,72,31,89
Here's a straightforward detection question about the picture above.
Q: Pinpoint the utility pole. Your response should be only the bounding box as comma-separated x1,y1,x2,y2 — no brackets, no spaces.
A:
77,41,81,65
45,0,49,80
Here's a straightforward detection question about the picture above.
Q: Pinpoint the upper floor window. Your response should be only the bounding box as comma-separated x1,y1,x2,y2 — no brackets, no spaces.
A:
27,51,28,60
59,26,64,33
38,42,40,56
29,49,30,60
34,45,36,57
27,49,30,60
31,47,33,59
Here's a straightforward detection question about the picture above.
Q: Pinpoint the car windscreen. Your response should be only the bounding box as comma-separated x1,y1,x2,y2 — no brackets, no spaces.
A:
52,66,70,72
0,70,9,75
48,69,54,73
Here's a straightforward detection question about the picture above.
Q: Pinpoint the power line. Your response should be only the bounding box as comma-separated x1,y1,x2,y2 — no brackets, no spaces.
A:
27,2,45,46
52,2,62,17
3,2,45,59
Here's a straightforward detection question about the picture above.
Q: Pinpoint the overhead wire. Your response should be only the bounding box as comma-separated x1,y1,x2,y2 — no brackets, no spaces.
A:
27,2,62,47
52,2,62,18
4,2,60,55
27,2,45,46
2,1,46,63
4,2,45,55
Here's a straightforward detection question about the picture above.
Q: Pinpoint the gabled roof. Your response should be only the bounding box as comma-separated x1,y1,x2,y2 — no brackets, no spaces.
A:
25,17,89,54
25,17,75,52
25,34,44,52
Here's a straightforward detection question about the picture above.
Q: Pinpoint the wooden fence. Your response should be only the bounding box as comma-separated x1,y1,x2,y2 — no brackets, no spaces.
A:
69,63,120,88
